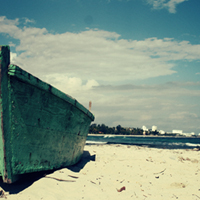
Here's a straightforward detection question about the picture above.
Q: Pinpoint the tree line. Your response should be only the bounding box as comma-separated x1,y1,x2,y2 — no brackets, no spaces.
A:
89,123,165,135
89,124,143,135
89,123,181,136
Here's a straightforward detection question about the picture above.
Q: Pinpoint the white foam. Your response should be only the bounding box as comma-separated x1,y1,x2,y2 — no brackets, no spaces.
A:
104,135,116,138
86,141,107,145
185,143,200,147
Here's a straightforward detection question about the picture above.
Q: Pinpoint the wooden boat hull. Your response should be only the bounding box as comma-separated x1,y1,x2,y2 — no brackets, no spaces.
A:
0,46,94,183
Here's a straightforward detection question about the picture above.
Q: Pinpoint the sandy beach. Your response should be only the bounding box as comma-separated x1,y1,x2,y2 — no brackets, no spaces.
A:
1,144,200,200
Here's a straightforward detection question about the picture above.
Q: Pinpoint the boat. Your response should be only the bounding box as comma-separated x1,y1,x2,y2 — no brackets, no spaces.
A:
0,45,95,183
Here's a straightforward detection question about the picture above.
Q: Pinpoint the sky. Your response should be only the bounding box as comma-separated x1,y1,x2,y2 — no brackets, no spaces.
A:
0,0,200,134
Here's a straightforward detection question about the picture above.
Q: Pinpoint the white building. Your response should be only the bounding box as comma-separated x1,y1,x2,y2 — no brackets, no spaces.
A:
152,125,157,132
142,125,148,135
183,133,191,137
190,132,195,136
159,130,165,134
182,132,195,137
172,130,183,135
142,126,148,131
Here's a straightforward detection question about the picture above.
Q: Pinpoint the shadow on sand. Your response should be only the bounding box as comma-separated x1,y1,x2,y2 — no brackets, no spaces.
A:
0,151,96,195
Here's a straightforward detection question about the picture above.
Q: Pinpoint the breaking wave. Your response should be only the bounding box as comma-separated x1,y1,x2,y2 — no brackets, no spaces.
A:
86,135,200,149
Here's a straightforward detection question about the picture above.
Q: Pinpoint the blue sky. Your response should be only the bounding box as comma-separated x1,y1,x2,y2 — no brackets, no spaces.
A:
0,0,200,134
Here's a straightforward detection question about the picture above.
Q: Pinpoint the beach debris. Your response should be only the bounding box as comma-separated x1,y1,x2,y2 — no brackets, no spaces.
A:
117,186,126,192
170,182,186,188
172,194,178,199
44,175,76,182
178,156,199,163
0,190,7,199
155,176,159,179
192,194,200,199
191,159,199,163
153,168,166,175
136,182,142,187
90,181,96,184
146,157,153,162
68,175,79,179
178,156,189,162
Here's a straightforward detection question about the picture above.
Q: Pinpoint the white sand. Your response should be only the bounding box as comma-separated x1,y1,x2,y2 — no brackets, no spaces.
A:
2,144,200,200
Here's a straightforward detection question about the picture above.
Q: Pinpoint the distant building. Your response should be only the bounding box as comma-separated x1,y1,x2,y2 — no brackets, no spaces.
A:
190,132,195,136
172,130,183,135
152,125,157,132
142,126,148,131
159,130,165,134
182,132,195,137
142,125,148,135
183,133,191,137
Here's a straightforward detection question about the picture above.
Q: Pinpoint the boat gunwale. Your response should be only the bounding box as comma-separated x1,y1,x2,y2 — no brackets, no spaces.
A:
8,64,95,121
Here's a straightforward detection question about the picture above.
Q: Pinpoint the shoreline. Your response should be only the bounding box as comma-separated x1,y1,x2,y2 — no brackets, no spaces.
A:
87,134,200,150
88,133,200,138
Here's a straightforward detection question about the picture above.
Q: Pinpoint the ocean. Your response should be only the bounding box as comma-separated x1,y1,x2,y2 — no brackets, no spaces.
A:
86,135,200,149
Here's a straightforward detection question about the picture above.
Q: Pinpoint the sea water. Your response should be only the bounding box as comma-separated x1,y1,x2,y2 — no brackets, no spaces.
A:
86,135,200,149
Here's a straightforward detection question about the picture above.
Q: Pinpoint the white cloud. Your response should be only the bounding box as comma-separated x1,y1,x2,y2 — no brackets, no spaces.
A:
1,16,200,86
169,111,198,120
94,81,200,97
23,17,35,24
1,16,200,133
0,16,20,36
139,115,153,121
10,52,17,62
43,74,99,94
89,80,200,132
146,0,188,13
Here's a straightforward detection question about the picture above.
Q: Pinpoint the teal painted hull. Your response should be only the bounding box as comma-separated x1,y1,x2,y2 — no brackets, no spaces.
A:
0,46,94,183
